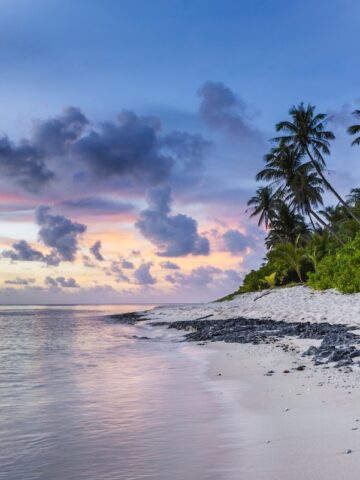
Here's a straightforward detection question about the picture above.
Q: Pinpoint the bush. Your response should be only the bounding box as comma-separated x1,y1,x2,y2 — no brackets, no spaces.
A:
239,251,308,293
308,232,360,293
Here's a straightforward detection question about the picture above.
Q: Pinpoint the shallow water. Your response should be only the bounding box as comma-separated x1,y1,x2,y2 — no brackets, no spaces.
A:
0,304,243,480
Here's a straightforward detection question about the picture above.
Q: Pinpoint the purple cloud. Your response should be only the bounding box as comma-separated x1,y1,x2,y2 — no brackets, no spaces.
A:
160,261,180,270
198,81,261,141
45,276,79,288
136,186,210,257
134,262,157,285
36,206,86,262
90,240,104,261
222,229,251,255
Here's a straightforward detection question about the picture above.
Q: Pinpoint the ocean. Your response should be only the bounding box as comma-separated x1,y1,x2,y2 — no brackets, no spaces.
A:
0,304,243,480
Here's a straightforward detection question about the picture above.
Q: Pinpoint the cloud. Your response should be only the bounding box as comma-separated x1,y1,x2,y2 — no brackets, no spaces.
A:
60,197,135,215
70,110,210,187
73,110,173,185
2,240,45,262
45,276,79,288
89,240,104,261
223,269,243,284
82,254,96,268
166,266,221,286
134,261,157,285
120,258,134,269
222,229,251,255
0,107,88,193
106,261,130,282
160,260,180,270
136,186,210,257
4,277,35,286
2,240,59,265
33,106,89,155
198,81,260,141
165,266,243,296
0,136,54,192
161,131,211,172
36,206,86,261
0,106,211,197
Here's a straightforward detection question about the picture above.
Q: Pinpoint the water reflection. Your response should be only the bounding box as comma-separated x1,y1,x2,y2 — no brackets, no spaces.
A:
0,305,241,480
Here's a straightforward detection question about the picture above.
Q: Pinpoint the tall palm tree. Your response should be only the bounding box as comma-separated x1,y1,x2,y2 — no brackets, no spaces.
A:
256,143,344,243
348,110,360,146
273,103,360,226
256,142,310,196
246,186,275,230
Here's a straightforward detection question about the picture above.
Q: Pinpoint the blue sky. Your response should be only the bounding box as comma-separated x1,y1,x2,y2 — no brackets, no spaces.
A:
1,0,360,303
2,0,360,129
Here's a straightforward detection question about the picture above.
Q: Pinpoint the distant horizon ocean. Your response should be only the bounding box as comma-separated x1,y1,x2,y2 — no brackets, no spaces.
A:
0,304,243,480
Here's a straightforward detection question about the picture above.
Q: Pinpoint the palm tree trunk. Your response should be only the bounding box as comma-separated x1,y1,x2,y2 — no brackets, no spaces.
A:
309,208,345,245
305,146,360,226
295,267,303,283
308,212,316,230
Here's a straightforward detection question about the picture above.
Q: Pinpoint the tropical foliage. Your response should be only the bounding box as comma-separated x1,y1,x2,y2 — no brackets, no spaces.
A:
239,102,360,294
308,233,360,293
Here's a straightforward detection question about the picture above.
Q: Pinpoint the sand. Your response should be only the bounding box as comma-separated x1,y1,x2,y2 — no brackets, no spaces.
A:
204,339,360,479
145,286,360,479
146,285,360,326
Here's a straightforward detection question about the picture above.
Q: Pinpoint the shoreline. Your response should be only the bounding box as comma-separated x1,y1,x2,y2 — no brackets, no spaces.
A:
113,285,360,478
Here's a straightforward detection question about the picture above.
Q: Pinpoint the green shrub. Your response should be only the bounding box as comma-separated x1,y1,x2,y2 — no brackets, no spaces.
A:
308,232,360,293
239,250,308,293
239,263,277,293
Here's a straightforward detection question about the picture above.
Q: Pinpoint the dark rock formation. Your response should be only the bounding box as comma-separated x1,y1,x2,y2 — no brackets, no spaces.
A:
151,317,360,368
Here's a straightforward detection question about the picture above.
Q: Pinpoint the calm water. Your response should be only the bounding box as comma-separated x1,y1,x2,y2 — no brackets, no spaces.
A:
0,305,243,480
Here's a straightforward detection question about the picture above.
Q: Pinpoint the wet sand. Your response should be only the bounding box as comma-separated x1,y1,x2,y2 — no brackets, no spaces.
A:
206,339,360,479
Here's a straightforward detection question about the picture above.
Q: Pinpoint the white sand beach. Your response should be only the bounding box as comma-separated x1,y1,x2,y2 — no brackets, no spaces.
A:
147,285,360,326
146,286,360,479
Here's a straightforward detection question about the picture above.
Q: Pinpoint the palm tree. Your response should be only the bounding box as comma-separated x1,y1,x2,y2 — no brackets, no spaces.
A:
265,201,310,248
319,205,346,224
257,143,344,243
289,169,344,244
274,103,360,225
347,187,360,206
256,142,311,196
246,186,275,230
348,110,360,146
269,237,305,282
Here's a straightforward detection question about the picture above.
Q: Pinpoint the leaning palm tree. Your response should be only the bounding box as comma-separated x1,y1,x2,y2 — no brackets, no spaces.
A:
257,143,344,243
287,166,344,244
273,103,360,226
246,186,275,230
348,110,360,146
256,141,311,197
257,143,316,222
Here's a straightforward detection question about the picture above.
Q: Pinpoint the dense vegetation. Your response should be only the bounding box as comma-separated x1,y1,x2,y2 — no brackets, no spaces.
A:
237,104,360,295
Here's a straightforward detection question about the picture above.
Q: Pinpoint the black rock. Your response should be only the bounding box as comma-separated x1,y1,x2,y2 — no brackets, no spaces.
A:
156,316,359,368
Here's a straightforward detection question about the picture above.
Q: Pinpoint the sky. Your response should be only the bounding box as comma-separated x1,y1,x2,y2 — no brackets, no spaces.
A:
1,0,360,304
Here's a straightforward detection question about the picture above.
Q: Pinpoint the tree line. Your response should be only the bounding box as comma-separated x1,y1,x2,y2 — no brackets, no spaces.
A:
238,104,360,294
